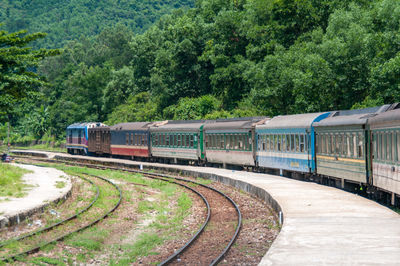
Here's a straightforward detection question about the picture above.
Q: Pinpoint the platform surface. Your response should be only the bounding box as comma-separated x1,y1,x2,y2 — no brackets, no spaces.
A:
0,163,71,227
12,150,400,265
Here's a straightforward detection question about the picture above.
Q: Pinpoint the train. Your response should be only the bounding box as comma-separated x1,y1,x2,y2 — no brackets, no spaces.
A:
66,104,400,207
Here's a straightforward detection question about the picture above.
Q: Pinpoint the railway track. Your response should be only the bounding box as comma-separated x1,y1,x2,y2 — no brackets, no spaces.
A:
12,154,242,265
0,167,122,262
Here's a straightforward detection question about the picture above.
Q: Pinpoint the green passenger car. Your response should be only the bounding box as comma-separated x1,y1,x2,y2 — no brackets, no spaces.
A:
314,105,392,186
150,120,207,164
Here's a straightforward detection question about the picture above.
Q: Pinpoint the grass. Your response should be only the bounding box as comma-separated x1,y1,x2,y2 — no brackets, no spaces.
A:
0,163,33,198
55,181,66,188
66,227,109,251
8,144,66,153
15,162,194,264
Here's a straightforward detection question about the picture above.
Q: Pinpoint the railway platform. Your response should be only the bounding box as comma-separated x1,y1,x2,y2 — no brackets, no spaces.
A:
0,163,71,228
11,150,400,265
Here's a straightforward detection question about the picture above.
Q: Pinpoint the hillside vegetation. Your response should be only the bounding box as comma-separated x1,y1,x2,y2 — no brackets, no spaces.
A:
0,0,194,48
2,0,400,141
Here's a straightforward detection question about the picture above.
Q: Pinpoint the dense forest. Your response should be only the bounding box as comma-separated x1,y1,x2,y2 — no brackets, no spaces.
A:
0,0,194,48
2,0,400,142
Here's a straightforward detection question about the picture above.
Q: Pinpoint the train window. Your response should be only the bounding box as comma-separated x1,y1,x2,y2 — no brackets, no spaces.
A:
213,135,216,149
186,135,189,148
325,134,329,154
126,133,129,145
322,134,326,154
285,135,290,152
341,134,346,156
392,132,396,162
225,135,230,149
334,134,339,155
300,135,305,153
349,134,353,158
294,135,298,153
177,134,181,147
397,132,400,162
386,132,391,161
276,135,280,151
329,134,332,154
220,135,224,149
382,132,386,161
190,135,194,148
388,132,392,161
141,134,145,146
230,134,234,150
262,135,266,151
290,135,295,152
357,133,364,158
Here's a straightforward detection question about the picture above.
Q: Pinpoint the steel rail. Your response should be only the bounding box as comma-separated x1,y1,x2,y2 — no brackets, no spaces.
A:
13,154,242,265
0,168,100,248
0,171,122,262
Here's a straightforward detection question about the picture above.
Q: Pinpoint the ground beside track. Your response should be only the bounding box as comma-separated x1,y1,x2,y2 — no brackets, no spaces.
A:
3,155,278,264
10,150,400,265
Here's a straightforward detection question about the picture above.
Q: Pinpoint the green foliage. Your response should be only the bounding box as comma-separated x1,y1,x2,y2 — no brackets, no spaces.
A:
10,0,400,140
163,95,221,120
0,0,194,49
0,26,59,121
105,92,160,125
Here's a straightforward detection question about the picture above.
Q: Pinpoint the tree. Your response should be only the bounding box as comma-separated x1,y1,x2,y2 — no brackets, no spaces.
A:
0,26,59,122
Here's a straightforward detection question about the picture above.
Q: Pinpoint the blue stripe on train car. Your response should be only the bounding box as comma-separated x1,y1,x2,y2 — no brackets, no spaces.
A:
257,155,309,172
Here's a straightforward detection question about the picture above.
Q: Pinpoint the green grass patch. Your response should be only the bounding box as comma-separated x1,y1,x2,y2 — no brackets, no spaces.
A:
123,233,163,261
30,256,66,265
11,144,66,153
66,227,109,251
0,163,32,198
55,181,66,188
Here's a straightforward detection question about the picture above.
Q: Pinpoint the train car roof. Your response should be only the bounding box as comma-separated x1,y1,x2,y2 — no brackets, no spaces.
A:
110,122,154,131
67,122,106,129
314,104,394,127
256,113,330,129
204,117,269,130
367,108,400,128
151,120,208,131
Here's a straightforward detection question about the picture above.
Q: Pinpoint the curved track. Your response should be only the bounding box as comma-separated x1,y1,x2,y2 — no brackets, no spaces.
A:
13,154,242,265
0,169,122,262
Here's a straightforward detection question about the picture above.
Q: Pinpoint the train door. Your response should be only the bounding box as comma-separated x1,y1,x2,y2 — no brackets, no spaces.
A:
366,127,373,185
